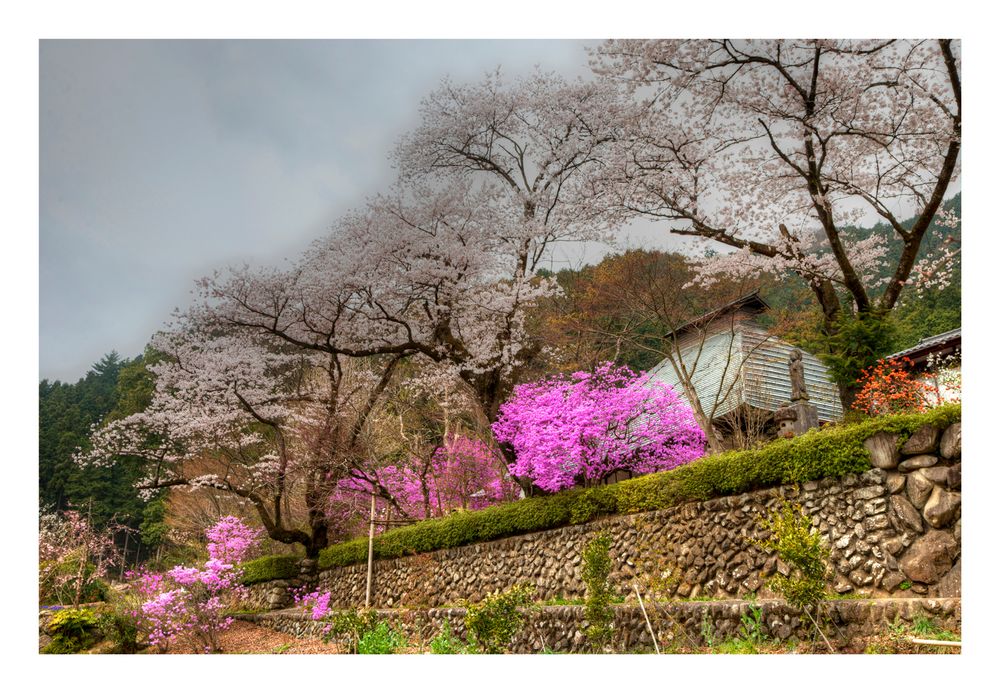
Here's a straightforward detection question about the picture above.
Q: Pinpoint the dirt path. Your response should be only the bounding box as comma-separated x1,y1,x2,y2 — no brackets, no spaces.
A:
164,620,343,654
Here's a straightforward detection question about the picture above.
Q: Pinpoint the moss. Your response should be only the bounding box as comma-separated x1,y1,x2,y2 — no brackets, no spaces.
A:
307,405,960,570
239,554,300,585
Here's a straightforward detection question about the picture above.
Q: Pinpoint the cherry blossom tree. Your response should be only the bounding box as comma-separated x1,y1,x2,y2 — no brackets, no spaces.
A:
592,40,961,401
39,509,122,606
193,72,623,456
492,362,706,492
396,70,626,264
78,318,403,558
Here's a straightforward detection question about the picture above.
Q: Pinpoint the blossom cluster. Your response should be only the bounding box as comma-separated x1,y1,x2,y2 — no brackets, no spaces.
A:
493,362,706,492
293,587,334,621
328,434,520,529
851,357,937,416
130,516,259,652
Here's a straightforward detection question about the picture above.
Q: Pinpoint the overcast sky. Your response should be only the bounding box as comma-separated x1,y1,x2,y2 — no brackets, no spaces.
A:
40,39,681,382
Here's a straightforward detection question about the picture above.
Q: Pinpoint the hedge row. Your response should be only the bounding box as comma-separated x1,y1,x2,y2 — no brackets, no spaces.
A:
239,554,301,585
306,404,959,571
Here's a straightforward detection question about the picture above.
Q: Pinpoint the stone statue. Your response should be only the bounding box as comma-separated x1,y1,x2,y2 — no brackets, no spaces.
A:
789,348,809,402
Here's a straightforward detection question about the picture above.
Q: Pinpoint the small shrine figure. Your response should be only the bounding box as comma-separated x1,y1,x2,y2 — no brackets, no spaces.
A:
789,348,809,401
776,348,820,437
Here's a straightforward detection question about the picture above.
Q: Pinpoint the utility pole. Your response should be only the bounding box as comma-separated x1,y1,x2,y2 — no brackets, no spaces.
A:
365,492,376,609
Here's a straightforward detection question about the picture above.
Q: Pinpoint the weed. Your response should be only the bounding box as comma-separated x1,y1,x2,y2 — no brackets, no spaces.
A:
464,584,535,654
582,533,614,652
42,607,102,654
428,619,466,654
357,621,407,654
699,608,715,649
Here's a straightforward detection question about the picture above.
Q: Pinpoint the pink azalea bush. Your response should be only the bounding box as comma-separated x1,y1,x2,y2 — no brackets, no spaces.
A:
493,362,706,492
130,516,261,652
327,434,520,533
205,515,264,564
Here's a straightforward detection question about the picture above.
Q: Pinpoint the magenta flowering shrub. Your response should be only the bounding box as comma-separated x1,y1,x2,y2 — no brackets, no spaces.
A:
294,587,333,621
492,362,706,492
205,515,264,564
132,516,262,652
327,434,520,533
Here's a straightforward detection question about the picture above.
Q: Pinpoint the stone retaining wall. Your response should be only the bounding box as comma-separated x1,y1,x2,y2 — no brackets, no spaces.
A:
251,422,961,610
237,597,960,653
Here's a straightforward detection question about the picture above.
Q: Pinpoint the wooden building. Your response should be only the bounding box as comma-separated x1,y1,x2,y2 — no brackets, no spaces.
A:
646,292,843,444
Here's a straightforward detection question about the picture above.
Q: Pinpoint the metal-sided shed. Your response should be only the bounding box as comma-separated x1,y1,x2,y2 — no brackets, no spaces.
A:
646,292,844,424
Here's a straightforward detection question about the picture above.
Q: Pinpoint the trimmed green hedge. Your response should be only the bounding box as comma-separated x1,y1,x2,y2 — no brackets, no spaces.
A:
239,554,301,585
307,405,959,571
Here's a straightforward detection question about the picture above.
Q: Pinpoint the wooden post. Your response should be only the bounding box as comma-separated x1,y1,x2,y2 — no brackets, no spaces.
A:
365,492,376,609
119,530,130,582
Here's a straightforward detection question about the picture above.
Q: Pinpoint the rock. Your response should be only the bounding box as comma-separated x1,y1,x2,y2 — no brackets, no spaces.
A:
777,559,791,577
940,422,961,459
921,466,950,485
936,558,961,597
854,486,884,501
906,470,935,509
890,495,924,533
899,530,959,584
899,455,939,472
864,432,901,469
863,498,887,516
948,464,961,490
835,533,853,549
833,577,853,594
864,514,890,531
849,569,869,586
886,473,906,494
861,468,887,484
923,487,961,529
900,425,941,455
881,571,906,592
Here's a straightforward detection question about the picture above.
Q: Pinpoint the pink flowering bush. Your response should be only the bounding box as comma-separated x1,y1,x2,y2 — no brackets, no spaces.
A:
328,435,520,532
493,362,706,492
131,516,261,652
205,515,264,564
294,588,333,621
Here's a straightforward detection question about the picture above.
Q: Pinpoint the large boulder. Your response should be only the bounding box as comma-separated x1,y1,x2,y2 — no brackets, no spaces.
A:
936,558,961,597
940,422,961,460
900,425,941,455
899,454,938,472
923,487,961,529
864,432,901,469
906,470,935,509
899,530,959,584
890,495,924,533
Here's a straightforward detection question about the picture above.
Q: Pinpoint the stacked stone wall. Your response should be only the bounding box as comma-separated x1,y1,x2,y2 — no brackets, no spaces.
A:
239,597,960,653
